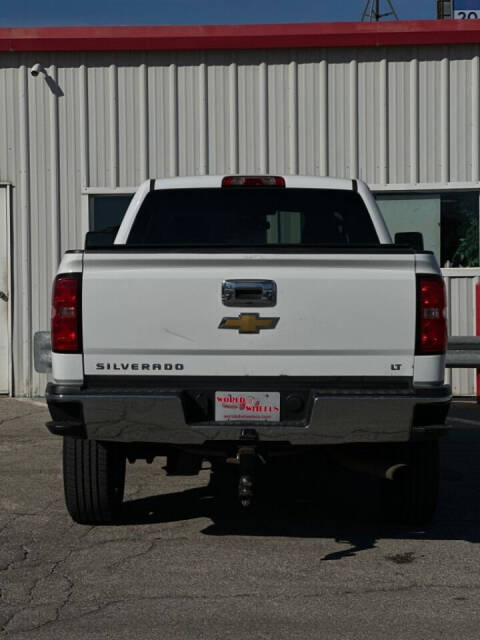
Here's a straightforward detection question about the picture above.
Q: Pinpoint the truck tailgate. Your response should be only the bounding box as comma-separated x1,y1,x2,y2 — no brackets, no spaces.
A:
82,252,416,378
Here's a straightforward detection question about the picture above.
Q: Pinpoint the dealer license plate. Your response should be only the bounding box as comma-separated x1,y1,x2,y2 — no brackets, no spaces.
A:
215,391,281,423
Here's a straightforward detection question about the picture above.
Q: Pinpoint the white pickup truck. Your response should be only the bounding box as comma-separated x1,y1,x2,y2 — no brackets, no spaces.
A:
46,175,451,525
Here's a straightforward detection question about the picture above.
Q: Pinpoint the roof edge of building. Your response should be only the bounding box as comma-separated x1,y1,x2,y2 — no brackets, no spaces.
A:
0,20,479,53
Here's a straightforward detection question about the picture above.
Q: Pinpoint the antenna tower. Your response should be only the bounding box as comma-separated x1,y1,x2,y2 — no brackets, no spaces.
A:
361,0,399,21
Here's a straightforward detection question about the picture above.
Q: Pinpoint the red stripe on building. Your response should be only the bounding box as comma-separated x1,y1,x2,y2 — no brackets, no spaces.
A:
1,21,480,53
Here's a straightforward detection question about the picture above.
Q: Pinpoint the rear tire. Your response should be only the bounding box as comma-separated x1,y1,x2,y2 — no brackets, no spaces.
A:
63,437,126,525
381,440,439,525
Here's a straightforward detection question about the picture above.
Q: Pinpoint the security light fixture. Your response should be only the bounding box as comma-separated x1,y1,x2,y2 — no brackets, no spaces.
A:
30,63,46,77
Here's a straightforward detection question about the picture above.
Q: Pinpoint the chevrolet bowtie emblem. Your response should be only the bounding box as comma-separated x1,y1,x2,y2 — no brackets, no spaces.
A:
218,313,279,334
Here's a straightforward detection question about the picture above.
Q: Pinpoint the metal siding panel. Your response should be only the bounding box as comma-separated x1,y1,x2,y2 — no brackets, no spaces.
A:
0,59,28,396
177,55,202,176
87,62,110,187
109,63,119,188
17,58,33,396
358,51,384,185
0,54,86,396
148,58,171,179
0,68,18,184
207,60,228,174
288,59,299,175
268,58,288,174
443,271,478,396
472,53,480,182
379,56,389,185
204,53,241,176
118,64,139,186
327,50,350,180
28,58,52,397
3,46,480,395
297,53,325,176
449,47,473,183
57,56,83,252
238,55,263,173
198,61,209,175
387,54,411,185
418,48,443,185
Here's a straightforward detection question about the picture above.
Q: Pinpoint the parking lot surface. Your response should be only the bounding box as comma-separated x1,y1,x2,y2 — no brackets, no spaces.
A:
1,397,480,639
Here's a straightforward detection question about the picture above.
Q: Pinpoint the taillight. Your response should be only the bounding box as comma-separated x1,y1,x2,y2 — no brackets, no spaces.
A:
51,274,82,353
416,275,447,355
222,175,286,187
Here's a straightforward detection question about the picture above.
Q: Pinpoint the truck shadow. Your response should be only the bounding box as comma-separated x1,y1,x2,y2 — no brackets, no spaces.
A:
120,429,480,557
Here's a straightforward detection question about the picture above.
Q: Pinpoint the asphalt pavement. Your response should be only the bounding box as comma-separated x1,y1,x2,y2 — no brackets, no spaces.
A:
1,397,480,639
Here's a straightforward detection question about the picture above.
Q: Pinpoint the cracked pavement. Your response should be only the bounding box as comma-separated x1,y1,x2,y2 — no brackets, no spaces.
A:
1,397,480,639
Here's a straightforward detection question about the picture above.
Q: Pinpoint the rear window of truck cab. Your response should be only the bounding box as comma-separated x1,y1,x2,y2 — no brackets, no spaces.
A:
126,188,380,246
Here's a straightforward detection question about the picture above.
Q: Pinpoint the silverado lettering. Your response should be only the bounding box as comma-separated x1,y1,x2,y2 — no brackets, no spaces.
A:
95,363,184,371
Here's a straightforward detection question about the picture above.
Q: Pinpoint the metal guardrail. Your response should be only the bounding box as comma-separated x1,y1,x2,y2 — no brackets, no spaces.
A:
34,331,52,373
446,337,480,368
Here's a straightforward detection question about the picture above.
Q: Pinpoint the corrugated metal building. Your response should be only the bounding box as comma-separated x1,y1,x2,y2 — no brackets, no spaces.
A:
1,20,480,397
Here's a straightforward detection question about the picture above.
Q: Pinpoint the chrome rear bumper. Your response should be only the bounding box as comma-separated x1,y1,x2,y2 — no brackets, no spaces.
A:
46,382,451,446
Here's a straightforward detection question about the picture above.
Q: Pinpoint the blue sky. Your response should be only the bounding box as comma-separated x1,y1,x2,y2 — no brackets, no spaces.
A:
1,0,437,28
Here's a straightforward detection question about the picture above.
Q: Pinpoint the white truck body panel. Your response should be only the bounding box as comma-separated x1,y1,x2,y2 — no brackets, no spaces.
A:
81,252,417,379
51,175,446,398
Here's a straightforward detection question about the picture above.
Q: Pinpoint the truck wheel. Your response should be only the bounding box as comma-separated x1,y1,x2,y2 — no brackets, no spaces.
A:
381,440,439,525
63,437,126,525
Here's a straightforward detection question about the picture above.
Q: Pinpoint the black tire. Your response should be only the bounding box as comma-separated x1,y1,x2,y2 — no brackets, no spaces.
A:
381,440,439,525
63,437,126,525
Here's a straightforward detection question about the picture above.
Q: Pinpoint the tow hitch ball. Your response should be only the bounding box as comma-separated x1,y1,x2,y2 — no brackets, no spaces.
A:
238,446,256,508
227,444,264,508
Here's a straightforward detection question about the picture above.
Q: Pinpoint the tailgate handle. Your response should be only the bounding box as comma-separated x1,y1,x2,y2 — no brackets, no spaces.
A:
222,280,277,307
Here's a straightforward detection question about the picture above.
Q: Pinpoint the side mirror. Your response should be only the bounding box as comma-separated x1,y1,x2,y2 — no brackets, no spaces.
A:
85,227,119,249
394,232,424,251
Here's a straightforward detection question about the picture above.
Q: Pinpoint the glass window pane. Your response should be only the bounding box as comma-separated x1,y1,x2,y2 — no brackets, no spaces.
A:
441,192,479,267
90,195,133,232
127,189,379,247
376,191,480,268
376,194,441,263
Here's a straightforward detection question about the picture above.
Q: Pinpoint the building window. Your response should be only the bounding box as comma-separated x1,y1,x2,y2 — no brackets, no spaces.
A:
376,192,479,268
89,195,133,232
441,192,479,267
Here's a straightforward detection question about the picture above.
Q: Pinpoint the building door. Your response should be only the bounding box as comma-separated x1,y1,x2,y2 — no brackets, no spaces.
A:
0,187,10,394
